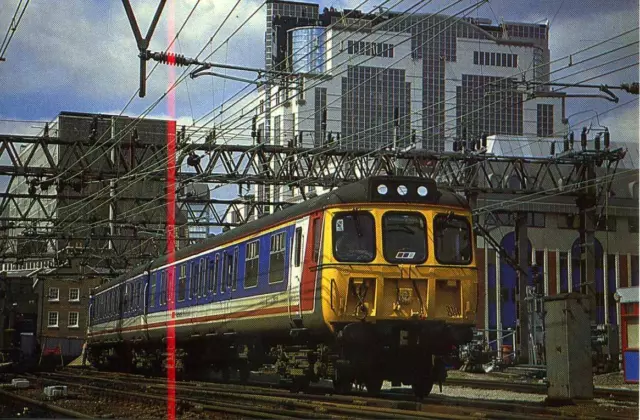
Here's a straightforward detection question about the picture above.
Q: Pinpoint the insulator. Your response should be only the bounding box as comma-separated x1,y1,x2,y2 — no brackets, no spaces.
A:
251,116,257,138
148,51,194,67
337,133,341,142
411,130,416,143
462,140,467,151
594,134,601,151
481,132,487,148
569,131,575,149
604,128,610,149
550,142,555,155
256,129,262,144
563,137,569,152
181,126,186,142
43,122,49,138
453,140,459,152
581,127,588,150
187,153,200,167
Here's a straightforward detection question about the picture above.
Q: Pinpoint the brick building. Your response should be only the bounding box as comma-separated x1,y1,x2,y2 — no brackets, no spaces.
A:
34,263,105,359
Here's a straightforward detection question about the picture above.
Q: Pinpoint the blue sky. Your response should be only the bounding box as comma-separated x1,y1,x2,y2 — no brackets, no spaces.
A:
0,0,637,169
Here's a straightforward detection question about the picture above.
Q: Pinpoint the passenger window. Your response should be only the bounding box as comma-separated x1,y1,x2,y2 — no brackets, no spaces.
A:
294,227,302,267
200,258,206,296
178,264,187,301
232,248,239,291
269,232,286,284
213,254,219,294
150,276,156,308
191,261,198,299
124,284,130,310
245,241,260,288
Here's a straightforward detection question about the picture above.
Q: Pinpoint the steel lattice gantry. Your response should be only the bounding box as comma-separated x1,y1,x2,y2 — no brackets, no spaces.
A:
0,133,626,268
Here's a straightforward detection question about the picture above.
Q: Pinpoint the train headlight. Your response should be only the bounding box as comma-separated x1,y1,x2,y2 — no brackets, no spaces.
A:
397,185,408,196
417,186,428,197
377,184,388,195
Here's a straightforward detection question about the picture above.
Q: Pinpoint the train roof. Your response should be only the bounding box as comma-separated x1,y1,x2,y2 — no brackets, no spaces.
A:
95,176,468,293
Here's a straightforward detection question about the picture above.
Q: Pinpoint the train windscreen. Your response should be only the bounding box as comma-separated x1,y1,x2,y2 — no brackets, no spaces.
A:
382,212,427,264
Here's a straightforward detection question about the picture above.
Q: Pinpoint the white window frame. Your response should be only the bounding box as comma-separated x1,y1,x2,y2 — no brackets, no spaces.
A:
68,311,79,328
48,287,60,302
69,288,80,302
47,311,59,328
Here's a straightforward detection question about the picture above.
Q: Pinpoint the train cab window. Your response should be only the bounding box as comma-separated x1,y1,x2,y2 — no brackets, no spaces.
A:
332,211,375,262
150,276,156,308
178,264,187,302
294,227,302,267
269,232,286,284
434,214,472,264
245,241,260,288
382,212,427,264
199,258,206,297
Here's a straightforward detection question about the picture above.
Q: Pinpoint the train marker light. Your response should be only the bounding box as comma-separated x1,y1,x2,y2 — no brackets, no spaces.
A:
377,184,388,195
397,185,408,196
417,186,428,197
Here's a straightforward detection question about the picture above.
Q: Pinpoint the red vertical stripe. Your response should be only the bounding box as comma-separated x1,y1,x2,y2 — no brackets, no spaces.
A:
166,2,176,419
548,252,557,296
476,247,485,329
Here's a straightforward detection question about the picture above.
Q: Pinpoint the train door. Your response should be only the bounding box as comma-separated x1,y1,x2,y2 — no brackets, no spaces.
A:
221,248,238,329
289,218,308,321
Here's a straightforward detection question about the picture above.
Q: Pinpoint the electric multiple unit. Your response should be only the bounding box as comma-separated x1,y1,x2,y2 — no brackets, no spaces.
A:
87,176,477,398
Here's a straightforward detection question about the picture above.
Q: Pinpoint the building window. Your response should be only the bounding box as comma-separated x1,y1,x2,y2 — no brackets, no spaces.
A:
629,216,639,233
537,104,554,137
48,287,59,302
47,311,58,328
68,312,79,328
69,288,80,302
473,51,478,65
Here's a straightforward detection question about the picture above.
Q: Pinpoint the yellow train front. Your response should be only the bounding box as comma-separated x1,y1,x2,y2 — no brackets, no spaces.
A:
307,176,477,397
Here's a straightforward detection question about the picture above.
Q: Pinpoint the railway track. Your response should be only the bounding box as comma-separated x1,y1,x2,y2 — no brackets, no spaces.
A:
444,377,639,403
30,369,635,420
0,387,93,418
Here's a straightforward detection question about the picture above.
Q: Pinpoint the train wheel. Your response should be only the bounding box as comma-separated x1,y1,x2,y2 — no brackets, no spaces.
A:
238,364,250,384
332,376,352,394
411,376,434,400
365,377,383,396
290,376,310,393
221,366,231,383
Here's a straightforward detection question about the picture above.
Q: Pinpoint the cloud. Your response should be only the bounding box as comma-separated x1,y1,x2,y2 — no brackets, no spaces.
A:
0,0,266,124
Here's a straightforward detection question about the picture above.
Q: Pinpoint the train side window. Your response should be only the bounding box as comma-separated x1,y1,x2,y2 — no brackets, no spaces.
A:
124,284,130,311
269,232,286,284
312,218,322,263
232,248,239,291
190,260,198,300
136,282,142,309
199,258,206,297
214,254,220,294
178,264,187,302
150,275,156,308
294,227,302,267
245,241,260,288
160,272,166,305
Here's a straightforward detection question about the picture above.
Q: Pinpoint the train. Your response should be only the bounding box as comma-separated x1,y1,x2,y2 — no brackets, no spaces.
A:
86,176,478,398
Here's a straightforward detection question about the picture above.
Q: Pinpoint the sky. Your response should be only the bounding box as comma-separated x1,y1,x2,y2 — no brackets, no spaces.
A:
0,0,638,195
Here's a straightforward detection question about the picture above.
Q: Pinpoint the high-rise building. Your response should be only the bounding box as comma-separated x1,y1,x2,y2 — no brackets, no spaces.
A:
259,1,565,154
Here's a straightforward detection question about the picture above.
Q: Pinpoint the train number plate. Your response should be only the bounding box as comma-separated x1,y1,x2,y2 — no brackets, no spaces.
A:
398,288,413,304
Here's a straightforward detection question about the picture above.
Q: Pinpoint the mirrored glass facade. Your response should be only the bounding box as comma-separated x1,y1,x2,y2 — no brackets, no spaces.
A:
291,27,326,74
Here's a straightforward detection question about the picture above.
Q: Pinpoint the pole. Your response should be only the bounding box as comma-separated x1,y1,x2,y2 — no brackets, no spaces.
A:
578,161,597,323
515,212,530,364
